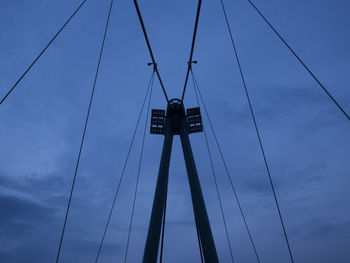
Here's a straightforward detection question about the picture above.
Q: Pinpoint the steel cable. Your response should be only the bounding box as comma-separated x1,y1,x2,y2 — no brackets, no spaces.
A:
218,0,295,261
55,0,115,261
246,0,349,121
1,0,89,105
193,210,205,263
191,70,235,263
94,70,155,263
191,69,261,263
55,0,115,260
124,71,154,263
159,180,168,263
181,0,203,100
133,0,169,102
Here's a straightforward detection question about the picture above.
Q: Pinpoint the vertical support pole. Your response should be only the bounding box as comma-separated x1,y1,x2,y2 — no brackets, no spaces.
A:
143,130,173,263
180,123,219,263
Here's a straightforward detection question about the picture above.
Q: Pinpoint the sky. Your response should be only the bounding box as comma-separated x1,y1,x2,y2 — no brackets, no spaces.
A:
0,0,349,262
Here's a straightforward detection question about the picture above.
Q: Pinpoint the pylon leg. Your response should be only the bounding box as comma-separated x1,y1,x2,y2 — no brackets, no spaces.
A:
180,126,219,263
143,133,173,263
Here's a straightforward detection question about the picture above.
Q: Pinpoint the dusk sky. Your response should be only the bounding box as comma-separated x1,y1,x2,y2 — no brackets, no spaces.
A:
0,0,349,262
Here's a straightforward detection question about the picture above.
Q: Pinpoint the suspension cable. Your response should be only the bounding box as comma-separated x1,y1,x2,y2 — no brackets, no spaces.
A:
54,0,115,262
159,178,168,263
94,70,155,263
181,0,203,101
124,71,154,263
191,69,261,263
191,69,235,263
0,0,89,106
247,0,349,121
133,0,169,102
218,0,295,262
159,172,204,263
193,209,205,263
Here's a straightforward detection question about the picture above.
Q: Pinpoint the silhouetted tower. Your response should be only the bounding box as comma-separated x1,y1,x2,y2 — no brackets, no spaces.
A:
143,98,219,263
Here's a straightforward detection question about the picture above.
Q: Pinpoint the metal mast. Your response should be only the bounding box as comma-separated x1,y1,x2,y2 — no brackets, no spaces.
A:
143,99,219,263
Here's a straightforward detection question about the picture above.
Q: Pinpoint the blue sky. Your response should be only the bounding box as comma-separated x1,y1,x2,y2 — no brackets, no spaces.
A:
0,0,349,262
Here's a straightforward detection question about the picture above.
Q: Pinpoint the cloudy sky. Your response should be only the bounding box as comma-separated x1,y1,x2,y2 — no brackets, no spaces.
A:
0,0,349,262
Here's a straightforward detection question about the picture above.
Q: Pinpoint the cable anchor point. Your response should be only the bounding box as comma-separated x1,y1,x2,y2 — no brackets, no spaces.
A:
147,62,157,71
188,60,198,69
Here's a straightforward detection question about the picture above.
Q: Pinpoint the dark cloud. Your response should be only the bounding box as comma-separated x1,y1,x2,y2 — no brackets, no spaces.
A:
0,193,55,224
